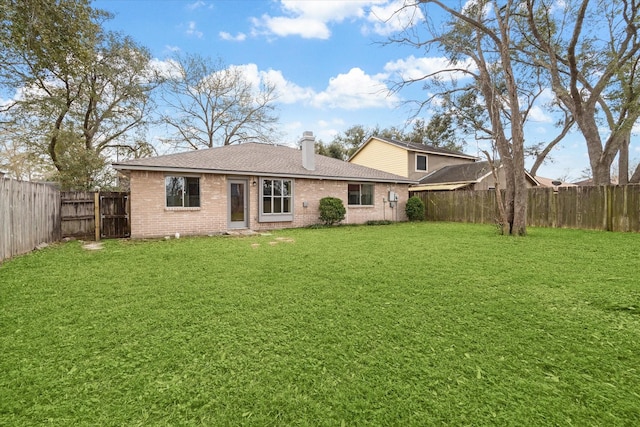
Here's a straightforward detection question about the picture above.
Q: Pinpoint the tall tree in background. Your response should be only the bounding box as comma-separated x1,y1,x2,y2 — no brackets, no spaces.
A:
524,0,640,184
159,54,280,150
407,115,465,151
329,124,369,159
0,0,101,183
0,0,159,188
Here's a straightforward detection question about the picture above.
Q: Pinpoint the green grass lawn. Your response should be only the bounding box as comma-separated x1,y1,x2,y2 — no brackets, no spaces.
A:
1,222,639,426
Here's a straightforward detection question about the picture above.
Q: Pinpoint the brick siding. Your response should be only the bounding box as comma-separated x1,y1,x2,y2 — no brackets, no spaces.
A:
129,170,409,238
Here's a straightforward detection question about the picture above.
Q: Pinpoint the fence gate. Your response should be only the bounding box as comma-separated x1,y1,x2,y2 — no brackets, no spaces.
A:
61,191,130,240
99,192,130,239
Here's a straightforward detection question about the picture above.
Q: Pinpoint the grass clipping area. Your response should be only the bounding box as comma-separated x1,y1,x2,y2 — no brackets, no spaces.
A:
1,222,639,425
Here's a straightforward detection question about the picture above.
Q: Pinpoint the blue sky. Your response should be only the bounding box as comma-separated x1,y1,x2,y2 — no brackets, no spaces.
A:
91,0,632,181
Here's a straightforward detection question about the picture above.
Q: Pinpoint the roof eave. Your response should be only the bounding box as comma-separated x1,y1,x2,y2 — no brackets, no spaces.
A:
112,164,416,185
413,180,477,186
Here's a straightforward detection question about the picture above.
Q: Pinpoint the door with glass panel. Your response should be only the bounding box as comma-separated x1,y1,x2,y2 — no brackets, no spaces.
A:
228,179,248,229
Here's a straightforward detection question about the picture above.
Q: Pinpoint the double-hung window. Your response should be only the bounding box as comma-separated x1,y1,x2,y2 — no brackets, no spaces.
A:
348,183,374,206
260,178,293,222
416,154,428,171
165,176,200,208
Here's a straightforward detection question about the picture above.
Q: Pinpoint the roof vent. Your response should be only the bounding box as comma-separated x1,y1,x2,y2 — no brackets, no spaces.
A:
301,131,315,171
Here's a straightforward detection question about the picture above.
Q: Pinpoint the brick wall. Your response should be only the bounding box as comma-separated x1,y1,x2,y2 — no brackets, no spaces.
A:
129,170,409,238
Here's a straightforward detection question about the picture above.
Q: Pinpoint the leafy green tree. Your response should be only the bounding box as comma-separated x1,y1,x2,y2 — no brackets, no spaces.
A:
407,116,464,152
0,0,105,87
1,1,159,189
331,125,369,159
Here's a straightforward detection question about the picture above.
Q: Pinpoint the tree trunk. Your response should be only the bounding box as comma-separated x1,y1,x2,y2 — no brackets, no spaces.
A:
618,132,629,185
592,160,612,185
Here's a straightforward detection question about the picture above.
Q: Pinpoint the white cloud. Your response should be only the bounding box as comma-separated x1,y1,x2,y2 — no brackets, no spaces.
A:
185,21,203,38
261,69,315,104
251,0,386,39
222,64,314,105
528,106,554,124
252,15,331,39
187,1,206,10
280,1,368,22
219,31,247,42
312,67,399,110
164,45,181,53
185,62,400,114
148,58,182,79
384,55,476,82
316,119,345,141
366,0,424,36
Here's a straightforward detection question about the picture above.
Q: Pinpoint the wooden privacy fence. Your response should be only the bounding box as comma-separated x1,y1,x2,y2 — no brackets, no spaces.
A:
0,178,61,262
61,191,130,240
417,185,640,232
1,181,129,263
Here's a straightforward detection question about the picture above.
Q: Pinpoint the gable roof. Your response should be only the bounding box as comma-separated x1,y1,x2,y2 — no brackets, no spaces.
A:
349,136,477,161
113,142,416,184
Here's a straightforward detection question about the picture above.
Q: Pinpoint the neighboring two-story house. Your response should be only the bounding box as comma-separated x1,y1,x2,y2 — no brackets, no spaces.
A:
349,136,539,192
349,136,477,182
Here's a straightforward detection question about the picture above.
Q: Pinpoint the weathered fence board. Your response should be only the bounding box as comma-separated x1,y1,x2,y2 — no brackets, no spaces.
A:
61,191,130,239
60,191,96,240
99,192,130,239
0,178,61,262
418,185,640,232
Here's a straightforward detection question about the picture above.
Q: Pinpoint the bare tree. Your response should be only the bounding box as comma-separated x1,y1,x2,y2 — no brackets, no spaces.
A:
159,54,280,150
387,0,537,235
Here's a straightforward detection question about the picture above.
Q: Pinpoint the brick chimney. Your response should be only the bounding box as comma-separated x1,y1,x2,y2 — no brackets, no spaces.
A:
301,131,315,171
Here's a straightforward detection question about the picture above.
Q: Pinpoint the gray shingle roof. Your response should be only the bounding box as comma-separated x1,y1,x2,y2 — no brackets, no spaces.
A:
419,161,539,186
113,142,416,184
419,161,493,184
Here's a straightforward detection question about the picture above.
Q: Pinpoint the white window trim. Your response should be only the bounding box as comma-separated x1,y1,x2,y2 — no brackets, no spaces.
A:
259,177,294,222
415,154,428,172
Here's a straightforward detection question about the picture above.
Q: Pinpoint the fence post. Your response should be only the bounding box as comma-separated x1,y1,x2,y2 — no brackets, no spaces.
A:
606,185,613,232
94,192,100,241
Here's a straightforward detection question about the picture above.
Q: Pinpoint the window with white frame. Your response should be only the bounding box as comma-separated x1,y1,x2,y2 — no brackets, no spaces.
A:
348,183,374,206
165,176,200,208
260,178,293,222
416,154,428,171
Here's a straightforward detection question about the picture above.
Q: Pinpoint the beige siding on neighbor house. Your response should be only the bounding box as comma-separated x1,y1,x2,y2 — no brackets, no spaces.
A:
129,170,409,238
424,154,476,174
408,152,476,181
350,139,408,177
